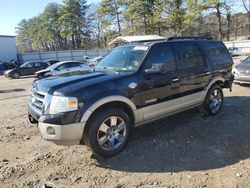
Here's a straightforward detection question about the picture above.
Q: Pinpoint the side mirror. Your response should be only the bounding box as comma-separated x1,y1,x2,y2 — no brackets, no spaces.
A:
144,63,166,74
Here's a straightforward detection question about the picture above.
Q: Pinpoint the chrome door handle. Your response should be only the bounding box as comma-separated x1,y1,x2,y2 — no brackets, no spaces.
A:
205,72,211,75
172,78,179,82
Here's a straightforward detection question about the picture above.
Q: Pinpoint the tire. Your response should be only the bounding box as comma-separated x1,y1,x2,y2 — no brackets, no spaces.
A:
83,108,131,157
200,84,224,116
12,72,20,79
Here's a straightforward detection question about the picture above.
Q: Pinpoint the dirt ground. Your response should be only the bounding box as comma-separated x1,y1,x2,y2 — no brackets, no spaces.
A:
0,56,250,188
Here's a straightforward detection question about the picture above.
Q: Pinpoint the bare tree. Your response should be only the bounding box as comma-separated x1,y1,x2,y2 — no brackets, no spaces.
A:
242,0,250,35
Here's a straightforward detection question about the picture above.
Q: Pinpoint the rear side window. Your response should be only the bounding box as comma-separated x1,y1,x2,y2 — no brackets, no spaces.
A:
198,41,232,66
145,44,175,72
174,42,204,70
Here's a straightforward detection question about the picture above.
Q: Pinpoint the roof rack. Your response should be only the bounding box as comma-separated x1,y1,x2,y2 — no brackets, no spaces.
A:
167,36,213,41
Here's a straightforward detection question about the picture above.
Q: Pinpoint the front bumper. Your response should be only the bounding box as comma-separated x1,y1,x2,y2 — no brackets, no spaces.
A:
28,99,85,146
234,76,250,84
38,122,85,146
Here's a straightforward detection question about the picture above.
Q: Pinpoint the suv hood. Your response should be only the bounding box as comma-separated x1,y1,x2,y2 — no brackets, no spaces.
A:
33,71,127,95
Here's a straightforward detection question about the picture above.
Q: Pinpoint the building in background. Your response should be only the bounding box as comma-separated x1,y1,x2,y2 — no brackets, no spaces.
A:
0,35,17,61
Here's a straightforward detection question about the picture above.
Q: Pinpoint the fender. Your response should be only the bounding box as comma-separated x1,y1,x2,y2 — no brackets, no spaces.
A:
205,77,225,92
80,95,143,123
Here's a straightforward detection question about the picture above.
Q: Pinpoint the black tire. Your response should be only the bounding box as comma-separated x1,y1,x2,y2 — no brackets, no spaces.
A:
200,84,224,116
12,72,20,79
83,108,131,157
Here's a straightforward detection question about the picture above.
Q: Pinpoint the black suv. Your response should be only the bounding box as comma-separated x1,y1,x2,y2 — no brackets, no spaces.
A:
28,37,234,157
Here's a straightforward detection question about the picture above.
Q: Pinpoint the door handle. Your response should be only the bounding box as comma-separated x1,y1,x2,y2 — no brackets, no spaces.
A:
205,72,211,75
172,78,179,82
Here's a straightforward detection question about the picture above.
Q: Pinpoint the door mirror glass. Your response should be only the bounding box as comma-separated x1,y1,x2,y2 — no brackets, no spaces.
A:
144,63,166,74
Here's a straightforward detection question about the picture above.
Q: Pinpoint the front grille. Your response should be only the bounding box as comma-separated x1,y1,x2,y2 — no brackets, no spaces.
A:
29,90,46,113
240,72,250,77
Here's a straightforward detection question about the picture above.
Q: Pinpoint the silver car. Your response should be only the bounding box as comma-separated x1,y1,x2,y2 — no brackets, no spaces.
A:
35,61,92,79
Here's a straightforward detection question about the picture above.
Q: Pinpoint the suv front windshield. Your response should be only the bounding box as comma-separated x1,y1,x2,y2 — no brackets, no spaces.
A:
95,45,149,72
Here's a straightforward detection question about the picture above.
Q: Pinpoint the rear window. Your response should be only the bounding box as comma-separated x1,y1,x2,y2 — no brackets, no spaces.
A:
198,41,232,67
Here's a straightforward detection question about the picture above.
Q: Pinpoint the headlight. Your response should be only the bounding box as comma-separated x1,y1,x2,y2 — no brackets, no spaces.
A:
233,67,240,76
49,96,78,114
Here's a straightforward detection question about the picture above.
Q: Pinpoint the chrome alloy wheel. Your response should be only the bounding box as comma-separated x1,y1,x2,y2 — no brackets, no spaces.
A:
209,88,222,114
97,116,127,151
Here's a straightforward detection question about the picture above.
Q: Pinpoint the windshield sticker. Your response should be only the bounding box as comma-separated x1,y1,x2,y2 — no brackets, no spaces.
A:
133,46,148,51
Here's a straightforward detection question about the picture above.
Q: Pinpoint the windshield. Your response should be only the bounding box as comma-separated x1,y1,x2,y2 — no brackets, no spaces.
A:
20,62,32,68
95,45,149,72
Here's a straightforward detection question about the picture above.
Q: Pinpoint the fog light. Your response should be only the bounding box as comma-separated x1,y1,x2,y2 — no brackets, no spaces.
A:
47,127,56,135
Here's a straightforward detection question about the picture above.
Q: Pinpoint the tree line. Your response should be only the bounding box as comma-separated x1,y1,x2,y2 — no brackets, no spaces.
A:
16,0,250,52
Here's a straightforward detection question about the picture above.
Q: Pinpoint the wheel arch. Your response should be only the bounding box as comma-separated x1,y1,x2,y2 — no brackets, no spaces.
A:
81,96,137,128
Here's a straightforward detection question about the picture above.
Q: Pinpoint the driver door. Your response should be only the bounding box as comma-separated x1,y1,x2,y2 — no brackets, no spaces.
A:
138,44,182,120
22,62,34,76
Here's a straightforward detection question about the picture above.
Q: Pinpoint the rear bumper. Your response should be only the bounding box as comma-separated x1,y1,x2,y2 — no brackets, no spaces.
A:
38,122,86,146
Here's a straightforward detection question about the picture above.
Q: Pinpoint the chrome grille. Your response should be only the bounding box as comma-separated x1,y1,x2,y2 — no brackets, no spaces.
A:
240,72,250,77
29,90,46,113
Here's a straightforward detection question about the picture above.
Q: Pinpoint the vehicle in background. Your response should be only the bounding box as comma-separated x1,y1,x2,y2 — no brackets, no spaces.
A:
44,59,60,66
88,56,103,67
233,56,250,84
28,36,234,157
228,47,241,56
35,61,92,79
4,61,49,79
83,55,91,63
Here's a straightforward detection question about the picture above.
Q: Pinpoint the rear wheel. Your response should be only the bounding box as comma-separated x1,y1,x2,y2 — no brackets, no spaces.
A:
83,108,131,157
200,85,224,115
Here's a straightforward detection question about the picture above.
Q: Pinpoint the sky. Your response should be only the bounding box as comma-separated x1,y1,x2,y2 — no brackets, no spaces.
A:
0,0,246,36
0,0,100,36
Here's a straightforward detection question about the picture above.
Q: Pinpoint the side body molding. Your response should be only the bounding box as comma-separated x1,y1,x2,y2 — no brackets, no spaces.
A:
81,95,143,124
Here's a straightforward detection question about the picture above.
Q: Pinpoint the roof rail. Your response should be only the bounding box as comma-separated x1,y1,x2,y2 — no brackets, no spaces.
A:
167,36,213,41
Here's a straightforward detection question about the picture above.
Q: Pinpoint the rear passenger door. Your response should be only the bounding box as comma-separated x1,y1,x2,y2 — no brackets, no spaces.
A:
174,42,211,105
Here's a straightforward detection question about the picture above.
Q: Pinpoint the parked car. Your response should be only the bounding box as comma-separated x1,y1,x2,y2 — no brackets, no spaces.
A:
233,56,250,84
44,59,60,66
228,47,241,56
4,61,49,79
88,56,103,67
83,55,91,63
34,61,92,79
28,36,234,157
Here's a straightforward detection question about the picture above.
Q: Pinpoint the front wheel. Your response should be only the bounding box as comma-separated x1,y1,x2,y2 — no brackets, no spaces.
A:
12,72,20,79
200,85,224,116
83,108,131,157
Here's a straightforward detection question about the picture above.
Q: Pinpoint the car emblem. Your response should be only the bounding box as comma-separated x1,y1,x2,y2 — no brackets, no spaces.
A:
129,82,137,89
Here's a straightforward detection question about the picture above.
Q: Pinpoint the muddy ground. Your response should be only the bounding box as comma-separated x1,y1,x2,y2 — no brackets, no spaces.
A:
0,56,250,188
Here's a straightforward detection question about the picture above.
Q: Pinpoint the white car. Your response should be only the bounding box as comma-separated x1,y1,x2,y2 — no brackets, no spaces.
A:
88,56,104,67
35,61,92,79
228,47,241,56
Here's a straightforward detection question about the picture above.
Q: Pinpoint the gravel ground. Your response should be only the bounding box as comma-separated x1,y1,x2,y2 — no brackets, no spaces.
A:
0,56,250,188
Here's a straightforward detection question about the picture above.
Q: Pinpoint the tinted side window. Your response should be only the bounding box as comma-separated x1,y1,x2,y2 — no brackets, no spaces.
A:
69,62,81,68
199,41,232,66
25,63,33,68
56,63,71,71
175,42,204,70
34,62,42,67
145,44,175,72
